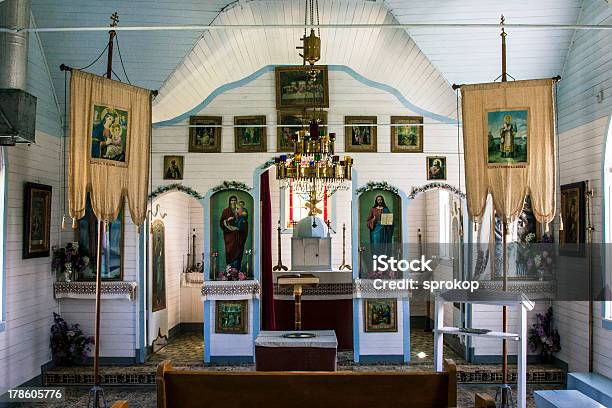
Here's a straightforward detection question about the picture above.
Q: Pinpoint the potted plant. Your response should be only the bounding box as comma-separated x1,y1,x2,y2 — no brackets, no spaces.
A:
528,307,561,363
50,312,94,366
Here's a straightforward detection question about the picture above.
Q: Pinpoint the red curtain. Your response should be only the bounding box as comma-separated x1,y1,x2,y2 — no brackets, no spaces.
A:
260,170,276,330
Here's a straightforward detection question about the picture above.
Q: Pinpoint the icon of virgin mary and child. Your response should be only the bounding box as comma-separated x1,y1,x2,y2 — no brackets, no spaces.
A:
91,106,127,162
219,195,249,273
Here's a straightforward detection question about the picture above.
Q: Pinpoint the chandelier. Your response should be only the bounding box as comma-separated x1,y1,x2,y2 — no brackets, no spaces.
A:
274,0,354,206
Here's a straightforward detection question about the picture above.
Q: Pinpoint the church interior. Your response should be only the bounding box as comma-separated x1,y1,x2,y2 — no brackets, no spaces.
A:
0,0,611,407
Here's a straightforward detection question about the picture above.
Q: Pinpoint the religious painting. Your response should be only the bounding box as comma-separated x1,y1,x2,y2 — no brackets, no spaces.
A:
76,196,123,281
486,109,529,166
560,182,586,257
345,116,377,152
151,220,166,312
358,189,402,278
23,182,52,259
427,156,447,180
364,298,397,332
163,155,183,180
188,116,222,153
91,104,128,164
234,116,267,152
275,65,329,109
277,110,328,152
210,189,254,280
390,116,423,153
215,300,248,334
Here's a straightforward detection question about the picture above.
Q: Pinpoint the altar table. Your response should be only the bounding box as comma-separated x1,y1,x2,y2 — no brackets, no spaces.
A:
255,330,337,371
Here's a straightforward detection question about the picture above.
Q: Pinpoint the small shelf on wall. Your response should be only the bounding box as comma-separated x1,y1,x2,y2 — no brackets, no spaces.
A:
53,281,137,301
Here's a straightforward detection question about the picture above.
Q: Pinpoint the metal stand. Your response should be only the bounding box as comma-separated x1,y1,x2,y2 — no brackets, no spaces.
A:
585,181,594,372
293,285,303,331
87,386,107,408
273,220,288,271
338,223,352,270
495,384,515,408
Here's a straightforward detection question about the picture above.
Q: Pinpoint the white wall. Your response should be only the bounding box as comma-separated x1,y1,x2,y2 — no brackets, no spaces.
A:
553,0,612,377
0,16,63,393
0,133,61,393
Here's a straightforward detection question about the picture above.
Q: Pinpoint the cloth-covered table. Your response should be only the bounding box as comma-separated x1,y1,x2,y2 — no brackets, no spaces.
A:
255,330,337,371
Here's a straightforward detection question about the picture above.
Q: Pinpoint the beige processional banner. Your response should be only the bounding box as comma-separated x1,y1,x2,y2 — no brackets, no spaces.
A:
460,78,556,226
69,70,151,225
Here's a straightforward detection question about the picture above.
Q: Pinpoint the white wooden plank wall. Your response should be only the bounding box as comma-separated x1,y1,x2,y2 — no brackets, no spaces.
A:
553,0,612,377
0,133,61,394
154,0,457,123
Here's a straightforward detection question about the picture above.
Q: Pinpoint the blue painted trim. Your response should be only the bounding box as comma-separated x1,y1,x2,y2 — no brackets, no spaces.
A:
352,298,360,363
358,355,405,364
465,213,474,361
0,147,7,329
203,300,211,363
152,65,457,128
210,356,255,364
252,298,260,356
601,115,612,330
138,225,146,363
402,299,410,363
202,197,211,281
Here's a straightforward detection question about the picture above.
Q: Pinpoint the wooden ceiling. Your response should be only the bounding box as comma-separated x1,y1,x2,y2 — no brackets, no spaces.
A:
29,0,586,121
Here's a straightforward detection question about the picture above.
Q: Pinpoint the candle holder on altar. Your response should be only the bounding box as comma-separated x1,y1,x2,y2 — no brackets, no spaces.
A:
272,220,288,271
338,223,352,271
211,251,219,279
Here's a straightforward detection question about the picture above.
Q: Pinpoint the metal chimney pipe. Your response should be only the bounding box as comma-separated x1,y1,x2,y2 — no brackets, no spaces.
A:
0,0,31,90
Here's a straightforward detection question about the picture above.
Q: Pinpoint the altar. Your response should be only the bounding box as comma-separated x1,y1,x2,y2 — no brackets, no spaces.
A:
255,330,338,371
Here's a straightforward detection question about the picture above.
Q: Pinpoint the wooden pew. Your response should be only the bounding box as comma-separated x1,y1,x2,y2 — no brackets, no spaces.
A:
156,359,488,408
111,401,129,408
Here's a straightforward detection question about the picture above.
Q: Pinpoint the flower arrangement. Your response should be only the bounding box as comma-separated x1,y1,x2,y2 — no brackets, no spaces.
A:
51,242,90,281
218,265,247,281
528,307,561,361
517,233,554,279
50,312,94,366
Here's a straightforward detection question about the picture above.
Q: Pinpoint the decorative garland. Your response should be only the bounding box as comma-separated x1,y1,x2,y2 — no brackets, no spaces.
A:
211,180,252,192
149,183,204,200
259,158,276,170
409,182,466,199
355,181,399,195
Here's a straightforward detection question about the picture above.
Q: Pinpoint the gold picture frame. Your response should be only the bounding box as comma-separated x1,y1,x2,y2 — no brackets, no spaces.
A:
234,115,267,153
277,110,328,153
390,116,423,153
275,65,329,109
23,182,52,259
426,156,447,180
216,300,248,334
345,116,377,152
364,298,398,332
188,116,222,153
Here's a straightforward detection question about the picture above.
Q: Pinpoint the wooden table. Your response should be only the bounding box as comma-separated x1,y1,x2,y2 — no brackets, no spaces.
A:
255,330,337,371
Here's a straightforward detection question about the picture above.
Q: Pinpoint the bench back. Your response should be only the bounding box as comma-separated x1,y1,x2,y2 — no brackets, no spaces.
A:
156,360,457,408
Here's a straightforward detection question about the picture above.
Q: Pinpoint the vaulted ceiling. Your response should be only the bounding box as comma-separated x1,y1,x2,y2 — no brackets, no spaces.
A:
29,0,587,121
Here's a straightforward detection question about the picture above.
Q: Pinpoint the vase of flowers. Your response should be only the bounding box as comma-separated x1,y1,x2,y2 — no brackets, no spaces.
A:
50,312,94,366
52,242,90,281
528,307,561,363
218,265,247,281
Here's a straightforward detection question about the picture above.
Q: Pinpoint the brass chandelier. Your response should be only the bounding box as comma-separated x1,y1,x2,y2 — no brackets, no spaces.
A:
274,0,354,201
